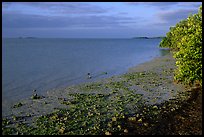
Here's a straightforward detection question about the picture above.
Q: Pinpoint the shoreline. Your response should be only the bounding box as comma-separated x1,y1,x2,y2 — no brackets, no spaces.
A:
3,52,201,135
2,53,169,117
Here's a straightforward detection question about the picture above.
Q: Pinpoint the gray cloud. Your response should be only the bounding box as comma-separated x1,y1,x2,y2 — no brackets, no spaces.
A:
1,2,148,36
127,2,180,9
2,11,137,29
156,8,198,25
127,2,201,10
3,2,200,38
2,2,12,8
2,2,108,15
143,2,180,9
177,2,202,8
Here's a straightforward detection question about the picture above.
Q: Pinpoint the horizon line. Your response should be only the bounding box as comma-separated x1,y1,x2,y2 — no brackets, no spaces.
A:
2,36,165,39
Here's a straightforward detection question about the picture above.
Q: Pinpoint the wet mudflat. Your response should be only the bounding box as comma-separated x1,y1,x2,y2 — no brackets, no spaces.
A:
2,53,202,135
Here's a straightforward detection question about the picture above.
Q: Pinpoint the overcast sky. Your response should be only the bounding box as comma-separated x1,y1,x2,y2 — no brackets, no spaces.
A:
2,2,202,38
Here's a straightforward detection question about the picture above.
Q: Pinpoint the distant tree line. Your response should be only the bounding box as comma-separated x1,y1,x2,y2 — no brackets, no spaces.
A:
159,5,202,86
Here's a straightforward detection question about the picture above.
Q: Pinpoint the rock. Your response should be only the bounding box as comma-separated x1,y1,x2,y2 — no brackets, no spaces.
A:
124,129,128,133
128,117,136,121
112,117,117,121
153,105,158,109
143,122,148,127
138,118,142,122
105,131,112,135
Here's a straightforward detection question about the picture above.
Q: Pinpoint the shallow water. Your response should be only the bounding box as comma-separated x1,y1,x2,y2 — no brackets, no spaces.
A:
2,38,167,106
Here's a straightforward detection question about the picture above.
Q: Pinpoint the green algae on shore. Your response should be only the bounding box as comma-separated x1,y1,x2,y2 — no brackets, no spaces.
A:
2,53,197,135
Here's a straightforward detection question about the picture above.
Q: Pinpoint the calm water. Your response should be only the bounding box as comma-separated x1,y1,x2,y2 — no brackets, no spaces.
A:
2,38,167,105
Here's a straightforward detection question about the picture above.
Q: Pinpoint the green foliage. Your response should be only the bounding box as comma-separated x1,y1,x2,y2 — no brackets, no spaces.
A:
13,102,23,108
159,5,202,86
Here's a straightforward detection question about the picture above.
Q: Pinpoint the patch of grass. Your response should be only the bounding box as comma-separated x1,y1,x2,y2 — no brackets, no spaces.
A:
79,83,103,91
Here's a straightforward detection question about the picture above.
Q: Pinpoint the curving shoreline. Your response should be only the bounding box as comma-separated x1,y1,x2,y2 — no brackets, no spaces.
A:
2,53,171,118
2,52,201,135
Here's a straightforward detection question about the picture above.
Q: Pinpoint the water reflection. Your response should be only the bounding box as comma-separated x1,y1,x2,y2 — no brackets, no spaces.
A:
159,48,170,56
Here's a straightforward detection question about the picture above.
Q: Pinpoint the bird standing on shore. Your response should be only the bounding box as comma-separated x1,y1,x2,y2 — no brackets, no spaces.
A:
87,73,92,79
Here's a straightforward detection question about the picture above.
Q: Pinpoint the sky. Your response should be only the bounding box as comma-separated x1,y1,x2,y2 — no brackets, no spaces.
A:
2,2,202,38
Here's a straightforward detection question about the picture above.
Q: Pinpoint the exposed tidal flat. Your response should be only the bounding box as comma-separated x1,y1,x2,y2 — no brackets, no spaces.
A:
2,53,201,135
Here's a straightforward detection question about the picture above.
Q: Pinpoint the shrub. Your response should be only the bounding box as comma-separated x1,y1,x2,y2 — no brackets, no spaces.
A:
159,5,202,86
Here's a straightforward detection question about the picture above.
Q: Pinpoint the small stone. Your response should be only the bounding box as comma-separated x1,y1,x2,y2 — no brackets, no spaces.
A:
26,114,31,117
59,127,65,134
105,131,112,135
140,73,145,75
171,108,175,111
143,122,148,127
152,105,158,109
107,123,112,127
138,118,142,122
117,125,121,129
112,117,117,121
124,129,128,133
128,117,136,121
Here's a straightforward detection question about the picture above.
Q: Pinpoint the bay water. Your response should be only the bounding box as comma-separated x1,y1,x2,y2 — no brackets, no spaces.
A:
2,38,167,109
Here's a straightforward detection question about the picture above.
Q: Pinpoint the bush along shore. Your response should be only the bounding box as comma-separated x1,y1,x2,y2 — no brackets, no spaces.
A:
2,53,202,135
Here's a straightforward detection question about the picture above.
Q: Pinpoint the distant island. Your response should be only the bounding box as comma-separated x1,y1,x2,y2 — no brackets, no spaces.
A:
18,37,37,39
132,36,165,39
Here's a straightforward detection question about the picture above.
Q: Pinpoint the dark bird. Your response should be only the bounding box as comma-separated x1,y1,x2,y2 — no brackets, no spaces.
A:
87,73,92,79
